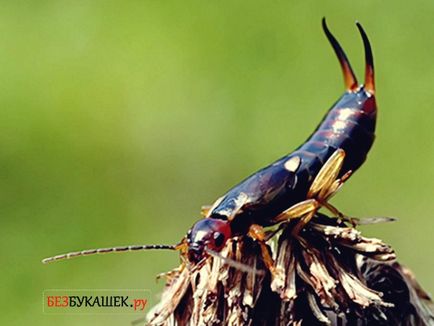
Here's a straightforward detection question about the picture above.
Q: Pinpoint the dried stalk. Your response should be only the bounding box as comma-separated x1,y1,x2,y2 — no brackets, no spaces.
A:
146,215,434,326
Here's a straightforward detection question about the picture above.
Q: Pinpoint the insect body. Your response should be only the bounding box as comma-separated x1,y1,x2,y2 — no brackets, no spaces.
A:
186,19,376,264
43,19,377,270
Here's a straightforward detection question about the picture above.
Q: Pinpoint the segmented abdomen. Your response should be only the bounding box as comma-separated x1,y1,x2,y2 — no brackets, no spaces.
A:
209,89,377,228
296,89,377,181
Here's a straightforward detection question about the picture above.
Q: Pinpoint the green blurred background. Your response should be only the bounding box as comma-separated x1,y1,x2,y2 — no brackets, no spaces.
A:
1,1,433,325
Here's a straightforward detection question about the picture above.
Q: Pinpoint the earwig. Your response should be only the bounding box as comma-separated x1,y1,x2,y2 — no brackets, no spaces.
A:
43,19,378,277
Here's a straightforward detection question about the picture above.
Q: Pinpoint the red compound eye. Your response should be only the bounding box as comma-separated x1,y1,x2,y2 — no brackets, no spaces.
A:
213,232,225,248
208,220,231,250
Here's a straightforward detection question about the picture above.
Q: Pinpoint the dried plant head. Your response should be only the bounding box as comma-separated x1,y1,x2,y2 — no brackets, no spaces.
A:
146,214,434,326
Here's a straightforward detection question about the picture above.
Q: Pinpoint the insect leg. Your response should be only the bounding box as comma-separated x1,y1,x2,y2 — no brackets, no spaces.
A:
307,148,346,199
291,209,318,236
270,149,350,234
322,170,353,201
273,199,320,223
273,149,349,233
248,224,284,279
248,224,285,283
322,201,359,226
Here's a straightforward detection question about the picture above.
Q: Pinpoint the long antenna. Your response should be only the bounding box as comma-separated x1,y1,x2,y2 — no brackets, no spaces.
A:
322,17,358,92
42,244,177,264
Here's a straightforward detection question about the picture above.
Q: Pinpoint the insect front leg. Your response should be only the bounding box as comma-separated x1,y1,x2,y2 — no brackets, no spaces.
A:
247,224,285,280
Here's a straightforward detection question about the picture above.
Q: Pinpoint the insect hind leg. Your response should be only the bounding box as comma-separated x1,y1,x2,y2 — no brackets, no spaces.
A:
273,148,353,233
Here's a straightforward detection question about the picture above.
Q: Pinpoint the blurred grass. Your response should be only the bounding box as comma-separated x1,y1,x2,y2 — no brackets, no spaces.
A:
0,1,433,325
